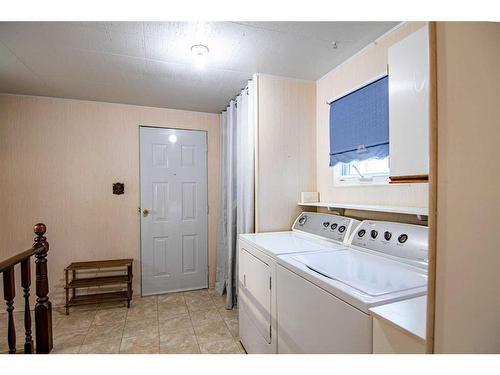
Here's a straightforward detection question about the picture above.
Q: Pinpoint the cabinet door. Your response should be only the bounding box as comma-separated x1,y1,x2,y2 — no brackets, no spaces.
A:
372,318,425,354
388,25,430,180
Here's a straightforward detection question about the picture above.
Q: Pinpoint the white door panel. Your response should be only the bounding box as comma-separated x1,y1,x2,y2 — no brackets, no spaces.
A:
140,127,208,295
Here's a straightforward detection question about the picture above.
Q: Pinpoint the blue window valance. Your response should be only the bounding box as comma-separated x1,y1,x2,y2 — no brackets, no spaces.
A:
329,75,389,166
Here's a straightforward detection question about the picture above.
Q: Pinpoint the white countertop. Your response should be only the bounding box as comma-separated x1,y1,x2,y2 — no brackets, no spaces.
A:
369,296,427,341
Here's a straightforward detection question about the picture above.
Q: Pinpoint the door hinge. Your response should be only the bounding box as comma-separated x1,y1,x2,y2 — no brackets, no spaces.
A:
270,324,272,339
269,276,272,290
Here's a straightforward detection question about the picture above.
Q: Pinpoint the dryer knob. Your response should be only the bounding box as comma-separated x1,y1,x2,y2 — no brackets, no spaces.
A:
323,221,330,228
338,225,346,233
370,230,378,239
384,231,392,241
398,234,408,243
330,223,338,230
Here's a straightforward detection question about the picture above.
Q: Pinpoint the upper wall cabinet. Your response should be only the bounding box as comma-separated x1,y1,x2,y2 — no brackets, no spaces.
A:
388,25,430,183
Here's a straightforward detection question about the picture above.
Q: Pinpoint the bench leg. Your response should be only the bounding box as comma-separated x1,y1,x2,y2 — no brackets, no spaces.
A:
65,269,69,315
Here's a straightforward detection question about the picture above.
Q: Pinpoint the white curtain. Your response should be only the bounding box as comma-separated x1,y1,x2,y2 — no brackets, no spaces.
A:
215,79,255,309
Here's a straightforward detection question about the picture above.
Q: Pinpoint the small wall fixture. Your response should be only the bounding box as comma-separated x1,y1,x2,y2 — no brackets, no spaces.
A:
113,182,125,195
191,44,209,68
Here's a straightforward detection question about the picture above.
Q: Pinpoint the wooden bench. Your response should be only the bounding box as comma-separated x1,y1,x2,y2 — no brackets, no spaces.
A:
64,259,133,314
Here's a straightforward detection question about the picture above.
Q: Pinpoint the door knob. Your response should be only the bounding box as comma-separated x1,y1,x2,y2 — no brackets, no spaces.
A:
142,208,150,217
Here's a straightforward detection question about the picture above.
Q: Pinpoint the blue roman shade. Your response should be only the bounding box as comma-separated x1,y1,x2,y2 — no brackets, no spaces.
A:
329,75,389,166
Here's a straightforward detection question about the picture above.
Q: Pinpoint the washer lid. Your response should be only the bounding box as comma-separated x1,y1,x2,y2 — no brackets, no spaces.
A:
292,250,427,297
240,232,344,256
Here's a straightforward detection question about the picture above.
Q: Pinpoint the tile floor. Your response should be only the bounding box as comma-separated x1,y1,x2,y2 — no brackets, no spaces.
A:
0,289,244,354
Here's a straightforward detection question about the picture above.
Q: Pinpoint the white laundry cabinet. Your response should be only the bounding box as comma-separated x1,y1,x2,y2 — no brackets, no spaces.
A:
372,318,426,354
388,25,430,182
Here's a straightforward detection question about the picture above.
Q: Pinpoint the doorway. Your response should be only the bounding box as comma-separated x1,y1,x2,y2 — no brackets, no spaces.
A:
140,126,208,296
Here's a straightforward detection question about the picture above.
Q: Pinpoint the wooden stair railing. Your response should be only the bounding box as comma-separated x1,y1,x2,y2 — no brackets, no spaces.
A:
0,223,53,354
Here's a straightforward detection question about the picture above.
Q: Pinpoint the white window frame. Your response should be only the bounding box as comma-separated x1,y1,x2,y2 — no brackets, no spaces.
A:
333,157,390,187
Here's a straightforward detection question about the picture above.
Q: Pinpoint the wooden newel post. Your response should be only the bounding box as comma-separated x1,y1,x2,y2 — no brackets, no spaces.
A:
33,223,53,354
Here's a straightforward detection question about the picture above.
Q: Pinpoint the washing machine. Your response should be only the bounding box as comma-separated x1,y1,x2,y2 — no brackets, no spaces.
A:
276,220,428,353
238,212,360,353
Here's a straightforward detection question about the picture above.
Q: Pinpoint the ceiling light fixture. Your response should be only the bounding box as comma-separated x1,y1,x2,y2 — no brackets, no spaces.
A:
191,44,209,69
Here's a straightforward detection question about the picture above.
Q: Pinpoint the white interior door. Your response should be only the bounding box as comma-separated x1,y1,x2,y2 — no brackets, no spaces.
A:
140,127,208,295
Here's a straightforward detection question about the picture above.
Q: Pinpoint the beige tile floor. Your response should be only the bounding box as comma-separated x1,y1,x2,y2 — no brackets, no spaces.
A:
0,289,244,354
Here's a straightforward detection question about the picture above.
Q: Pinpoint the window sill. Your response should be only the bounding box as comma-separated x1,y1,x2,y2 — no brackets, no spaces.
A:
334,176,389,187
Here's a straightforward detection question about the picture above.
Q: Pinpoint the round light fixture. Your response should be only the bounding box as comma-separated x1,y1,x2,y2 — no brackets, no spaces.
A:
168,134,178,143
191,44,209,68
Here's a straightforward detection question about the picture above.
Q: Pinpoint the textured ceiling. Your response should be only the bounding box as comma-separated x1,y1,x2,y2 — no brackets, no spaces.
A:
0,22,398,113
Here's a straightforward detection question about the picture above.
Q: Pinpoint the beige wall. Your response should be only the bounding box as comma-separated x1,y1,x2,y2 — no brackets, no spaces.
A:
434,22,500,353
316,22,428,212
0,94,220,306
256,74,316,232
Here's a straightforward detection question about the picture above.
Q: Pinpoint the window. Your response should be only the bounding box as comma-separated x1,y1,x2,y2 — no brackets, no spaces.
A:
328,74,390,186
334,156,389,186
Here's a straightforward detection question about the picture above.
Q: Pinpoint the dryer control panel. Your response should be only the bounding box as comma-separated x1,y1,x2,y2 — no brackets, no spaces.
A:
292,212,359,244
351,221,428,267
